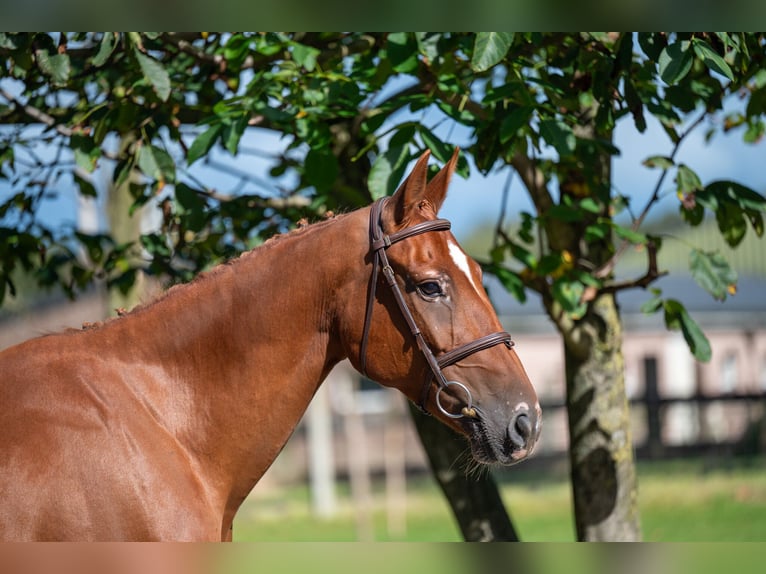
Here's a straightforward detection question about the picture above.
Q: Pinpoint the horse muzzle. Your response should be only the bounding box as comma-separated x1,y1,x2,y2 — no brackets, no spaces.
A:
465,401,542,465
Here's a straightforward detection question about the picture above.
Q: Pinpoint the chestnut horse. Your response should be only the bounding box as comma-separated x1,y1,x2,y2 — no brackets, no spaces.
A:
0,149,540,541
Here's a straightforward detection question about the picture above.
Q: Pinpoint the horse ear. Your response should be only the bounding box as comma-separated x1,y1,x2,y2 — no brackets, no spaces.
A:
389,150,431,225
424,147,460,214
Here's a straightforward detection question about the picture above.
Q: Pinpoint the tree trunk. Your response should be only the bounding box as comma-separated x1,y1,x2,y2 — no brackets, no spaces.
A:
106,133,145,314
563,293,641,540
408,404,520,541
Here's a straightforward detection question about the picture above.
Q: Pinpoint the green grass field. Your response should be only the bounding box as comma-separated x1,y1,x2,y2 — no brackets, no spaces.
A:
233,456,766,541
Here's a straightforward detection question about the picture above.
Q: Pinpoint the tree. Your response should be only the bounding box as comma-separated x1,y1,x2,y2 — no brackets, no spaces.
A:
2,32,765,541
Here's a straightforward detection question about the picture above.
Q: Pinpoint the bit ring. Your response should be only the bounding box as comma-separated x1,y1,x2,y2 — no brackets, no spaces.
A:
435,380,474,419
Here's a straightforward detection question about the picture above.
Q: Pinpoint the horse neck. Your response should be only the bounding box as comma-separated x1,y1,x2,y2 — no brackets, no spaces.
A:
114,209,369,510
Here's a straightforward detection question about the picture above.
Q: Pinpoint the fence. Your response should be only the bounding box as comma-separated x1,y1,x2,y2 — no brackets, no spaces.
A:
536,390,766,460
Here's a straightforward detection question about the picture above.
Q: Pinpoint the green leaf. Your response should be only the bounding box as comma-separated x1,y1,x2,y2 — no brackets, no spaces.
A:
744,119,765,144
222,116,248,156
175,183,207,232
187,124,222,165
138,145,175,184
175,183,205,212
113,155,135,187
508,242,537,269
93,33,118,67
0,33,19,50
140,233,172,258
75,232,112,264
689,249,738,302
35,50,71,86
368,145,410,200
692,38,734,82
499,106,532,144
70,134,101,173
134,49,171,102
387,33,418,74
747,210,764,237
638,33,664,61
624,79,647,133
746,86,766,117
537,253,563,276
640,292,663,314
108,268,138,296
487,264,526,303
578,198,601,214
74,172,97,198
292,43,321,72
642,155,674,170
390,124,417,149
223,34,251,66
659,41,693,85
613,224,648,244
415,33,441,63
547,203,583,223
418,126,452,163
679,201,705,227
572,269,601,288
551,278,586,318
715,201,747,247
539,119,576,157
676,164,703,194
584,222,610,242
663,299,712,362
127,32,144,50
471,32,514,72
137,146,158,181
304,148,338,191
706,180,766,213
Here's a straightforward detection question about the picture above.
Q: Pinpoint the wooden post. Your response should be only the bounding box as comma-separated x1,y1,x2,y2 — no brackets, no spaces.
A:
343,378,374,541
306,381,336,518
384,391,407,539
643,356,662,457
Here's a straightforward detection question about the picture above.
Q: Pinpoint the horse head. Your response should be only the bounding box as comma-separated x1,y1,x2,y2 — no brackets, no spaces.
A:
350,149,541,465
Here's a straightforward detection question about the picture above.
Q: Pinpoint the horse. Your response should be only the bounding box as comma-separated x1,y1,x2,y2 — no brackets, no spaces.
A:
0,149,540,541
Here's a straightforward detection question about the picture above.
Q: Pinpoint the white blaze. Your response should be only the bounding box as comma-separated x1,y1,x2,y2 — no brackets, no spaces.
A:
448,240,480,294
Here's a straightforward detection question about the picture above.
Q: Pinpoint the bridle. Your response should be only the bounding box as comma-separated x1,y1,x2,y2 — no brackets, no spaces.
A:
359,197,514,419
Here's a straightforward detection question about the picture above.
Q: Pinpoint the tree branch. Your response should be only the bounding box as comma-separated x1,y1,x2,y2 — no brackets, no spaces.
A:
492,169,514,251
160,33,224,67
593,111,707,280
0,87,120,162
589,240,668,298
0,87,74,138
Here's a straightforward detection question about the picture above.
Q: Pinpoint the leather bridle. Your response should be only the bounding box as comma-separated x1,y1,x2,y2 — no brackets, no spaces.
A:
359,197,514,419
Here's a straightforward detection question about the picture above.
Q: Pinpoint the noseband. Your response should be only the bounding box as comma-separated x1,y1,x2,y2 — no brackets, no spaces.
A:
359,197,514,419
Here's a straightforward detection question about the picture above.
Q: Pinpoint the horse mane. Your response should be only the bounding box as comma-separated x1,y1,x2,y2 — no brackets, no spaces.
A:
79,211,348,331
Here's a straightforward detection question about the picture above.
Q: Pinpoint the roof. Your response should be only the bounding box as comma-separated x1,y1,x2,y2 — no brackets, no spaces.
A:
488,274,766,335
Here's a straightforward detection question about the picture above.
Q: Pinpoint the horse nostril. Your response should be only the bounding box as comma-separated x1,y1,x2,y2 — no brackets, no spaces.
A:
508,411,532,450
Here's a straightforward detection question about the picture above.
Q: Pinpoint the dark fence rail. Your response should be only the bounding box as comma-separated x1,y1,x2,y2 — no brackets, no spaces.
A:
537,391,766,461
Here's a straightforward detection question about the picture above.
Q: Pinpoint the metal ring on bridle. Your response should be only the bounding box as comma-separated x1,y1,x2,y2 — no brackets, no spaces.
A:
435,380,474,419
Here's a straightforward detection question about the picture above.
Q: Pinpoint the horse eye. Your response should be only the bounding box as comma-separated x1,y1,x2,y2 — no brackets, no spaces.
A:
418,281,443,298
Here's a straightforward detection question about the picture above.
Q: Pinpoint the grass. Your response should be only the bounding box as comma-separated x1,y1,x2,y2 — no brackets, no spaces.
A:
233,456,766,542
